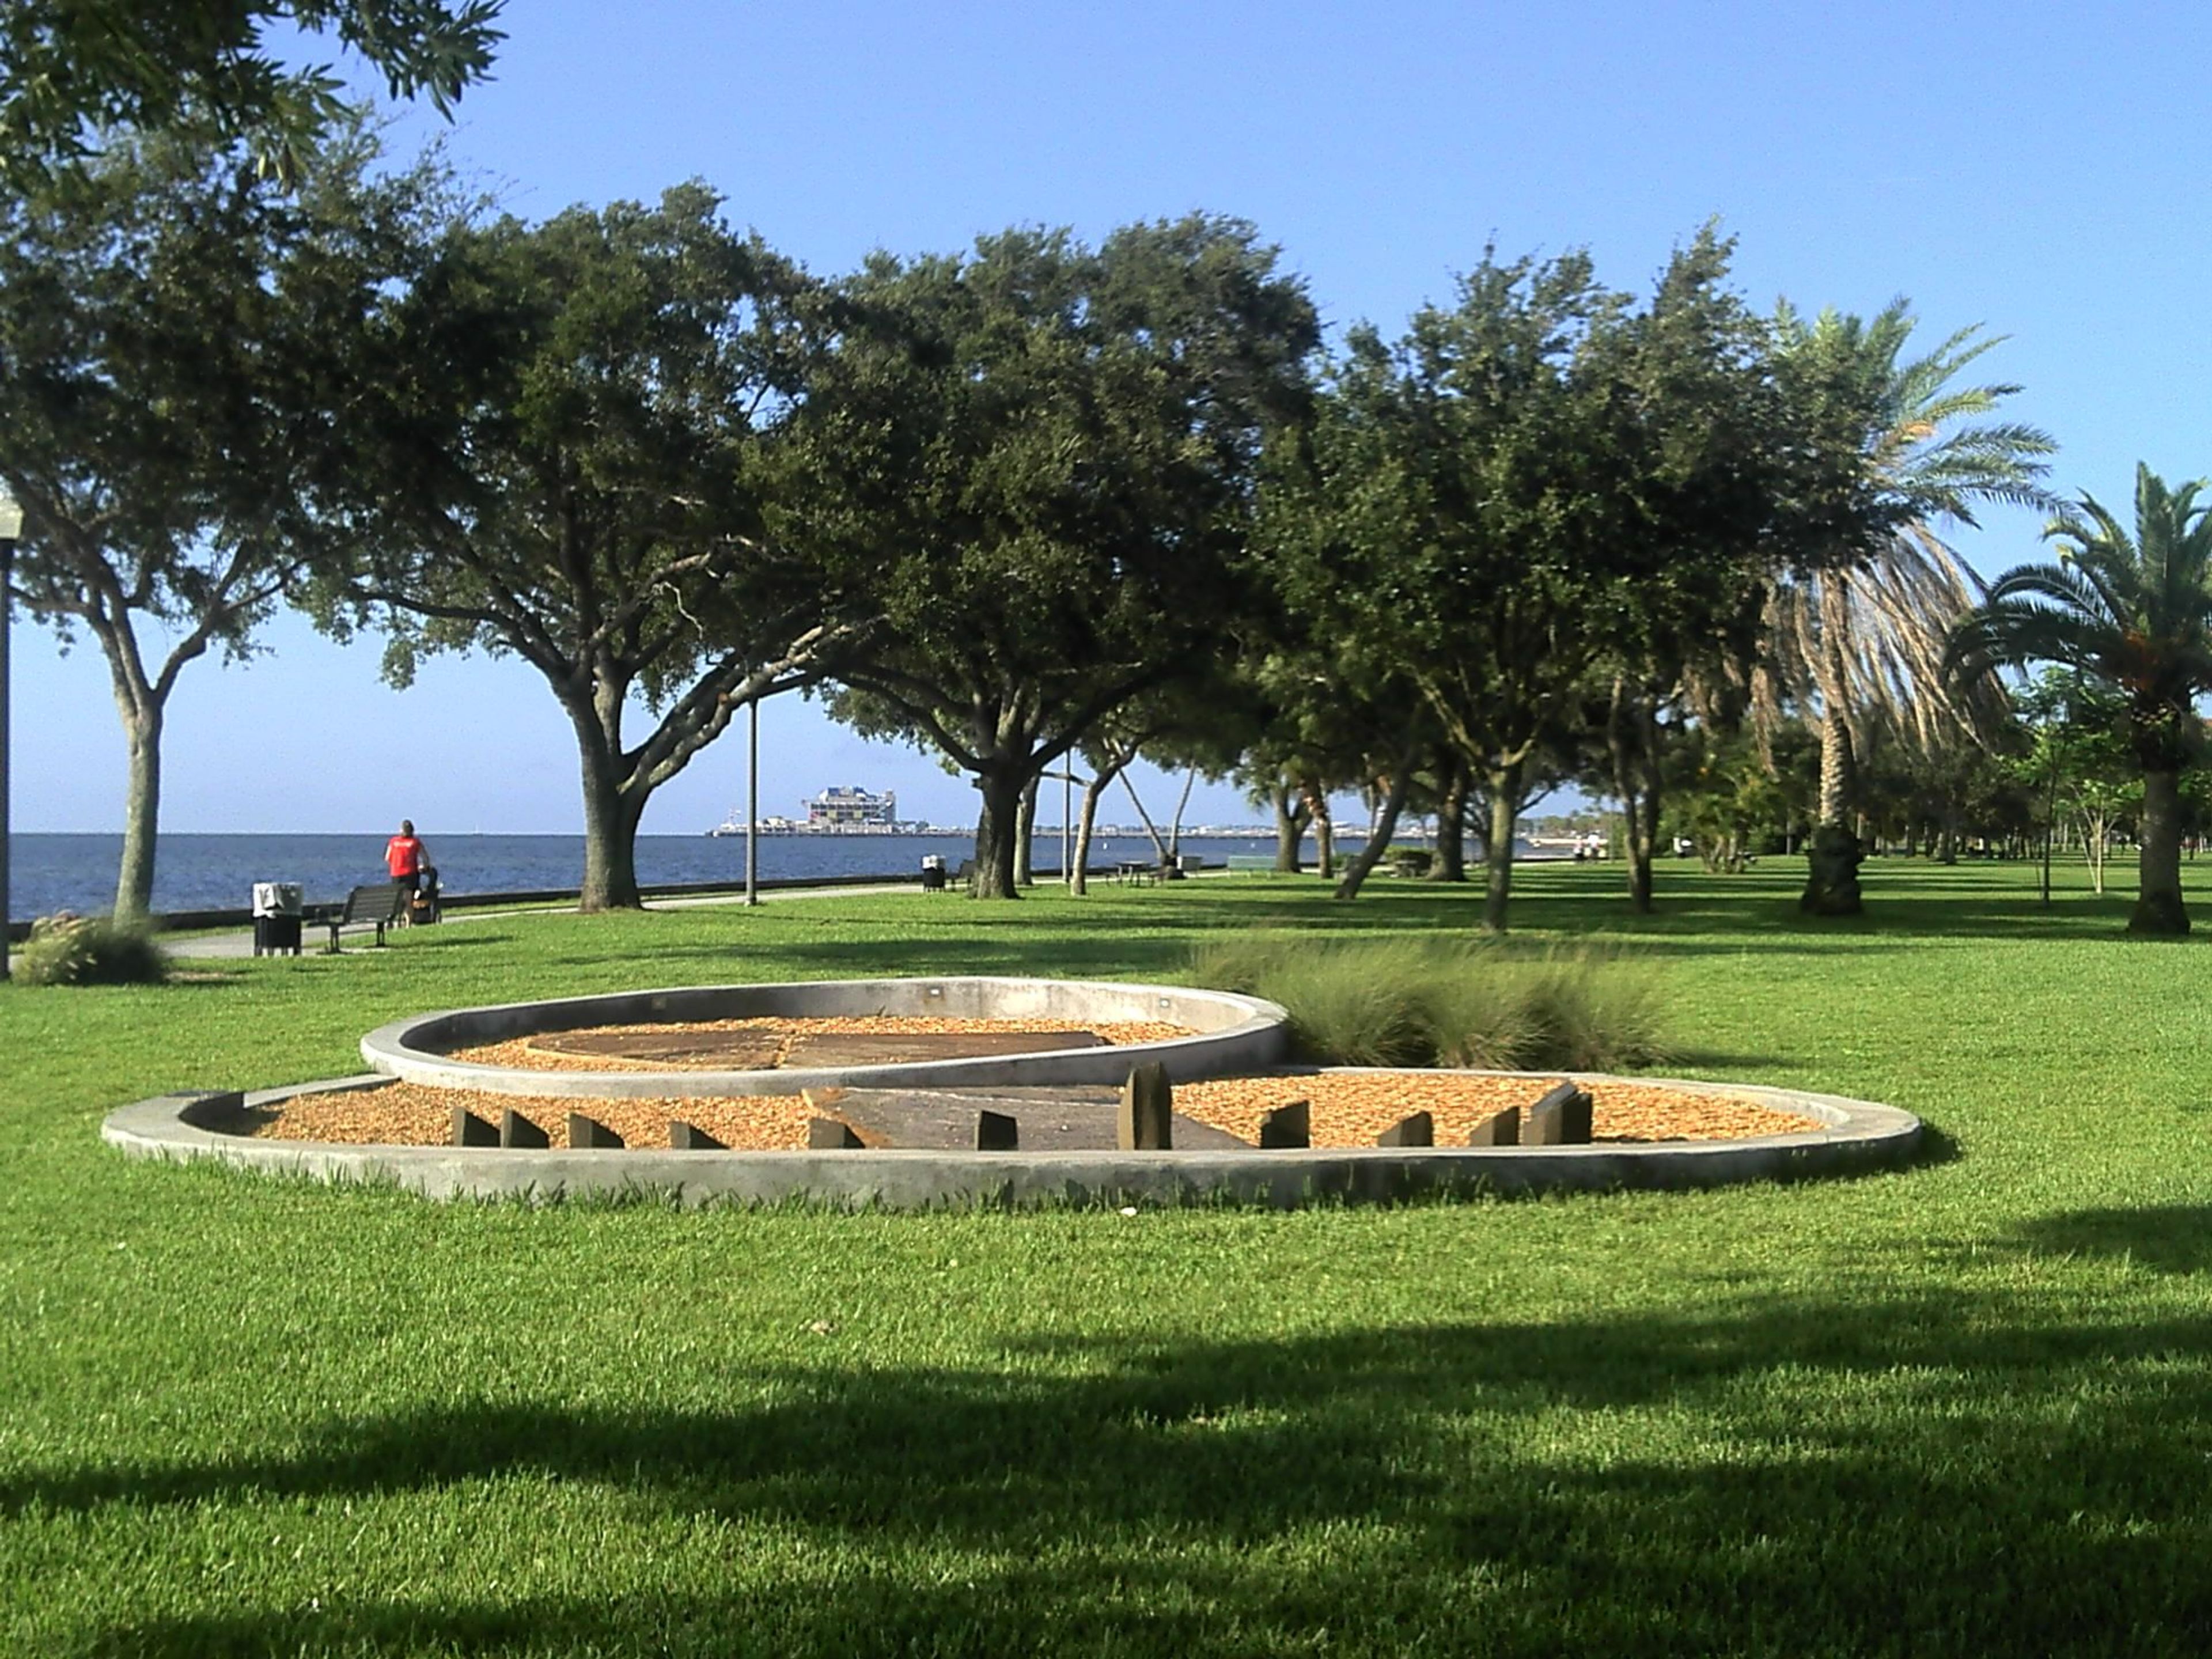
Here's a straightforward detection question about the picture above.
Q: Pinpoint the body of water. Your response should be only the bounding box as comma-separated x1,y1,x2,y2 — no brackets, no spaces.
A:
9,831,1539,921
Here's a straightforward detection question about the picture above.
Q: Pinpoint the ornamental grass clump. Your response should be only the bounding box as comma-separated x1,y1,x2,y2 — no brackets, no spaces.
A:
1191,932,1666,1073
13,912,171,987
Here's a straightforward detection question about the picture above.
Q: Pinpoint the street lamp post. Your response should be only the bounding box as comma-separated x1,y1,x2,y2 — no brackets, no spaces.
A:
745,697,759,907
0,490,19,982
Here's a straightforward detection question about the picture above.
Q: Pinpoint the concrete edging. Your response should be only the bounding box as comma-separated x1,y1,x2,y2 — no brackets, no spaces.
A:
359,976,1292,1098
100,1070,1923,1209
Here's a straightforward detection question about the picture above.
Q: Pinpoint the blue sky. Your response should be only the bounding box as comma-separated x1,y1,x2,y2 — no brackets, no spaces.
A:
14,1,2206,834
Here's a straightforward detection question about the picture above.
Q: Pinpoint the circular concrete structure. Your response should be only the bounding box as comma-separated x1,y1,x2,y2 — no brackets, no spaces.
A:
360,976,1292,1099
101,1070,1922,1209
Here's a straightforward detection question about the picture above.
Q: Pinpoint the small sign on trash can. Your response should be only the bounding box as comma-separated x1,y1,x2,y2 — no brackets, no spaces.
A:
251,882,304,956
252,882,303,916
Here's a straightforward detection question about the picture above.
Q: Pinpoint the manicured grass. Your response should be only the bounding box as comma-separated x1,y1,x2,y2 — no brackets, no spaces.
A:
6,857,2212,1654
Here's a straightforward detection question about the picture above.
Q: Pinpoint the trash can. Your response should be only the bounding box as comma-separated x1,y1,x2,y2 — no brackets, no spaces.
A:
252,882,304,956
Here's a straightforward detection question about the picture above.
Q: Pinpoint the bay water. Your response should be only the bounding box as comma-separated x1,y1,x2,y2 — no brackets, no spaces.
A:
12,831,1372,921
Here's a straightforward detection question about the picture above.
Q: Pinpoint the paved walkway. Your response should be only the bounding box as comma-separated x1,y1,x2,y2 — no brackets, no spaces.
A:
167,882,921,960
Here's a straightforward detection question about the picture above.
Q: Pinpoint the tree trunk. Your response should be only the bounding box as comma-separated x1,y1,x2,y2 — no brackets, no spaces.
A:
578,773,645,911
1116,767,1171,866
1168,768,1196,861
1334,767,1413,900
1482,760,1525,933
1605,680,1660,915
1071,770,1115,896
1801,701,1863,915
563,688,646,911
2132,766,2189,934
1427,762,1468,881
1307,779,1336,879
1014,775,1039,886
1271,781,1309,873
972,766,1028,899
114,703,163,919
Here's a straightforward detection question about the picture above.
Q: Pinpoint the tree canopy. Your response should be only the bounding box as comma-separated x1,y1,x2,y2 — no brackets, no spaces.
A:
0,0,502,185
779,215,1319,897
1264,230,1797,929
316,183,844,910
0,120,433,913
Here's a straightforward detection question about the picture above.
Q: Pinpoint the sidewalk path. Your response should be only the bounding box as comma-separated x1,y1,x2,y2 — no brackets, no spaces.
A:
166,882,920,960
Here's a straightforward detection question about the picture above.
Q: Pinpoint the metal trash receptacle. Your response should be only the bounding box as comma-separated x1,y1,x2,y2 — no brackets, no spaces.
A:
251,882,304,956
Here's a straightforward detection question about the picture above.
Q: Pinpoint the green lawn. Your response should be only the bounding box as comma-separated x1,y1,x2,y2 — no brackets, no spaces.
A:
6,858,2212,1656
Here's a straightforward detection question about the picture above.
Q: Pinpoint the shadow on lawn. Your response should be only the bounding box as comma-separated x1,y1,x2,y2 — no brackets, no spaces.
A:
390,931,521,949
2008,1203,2212,1275
35,1285,2212,1655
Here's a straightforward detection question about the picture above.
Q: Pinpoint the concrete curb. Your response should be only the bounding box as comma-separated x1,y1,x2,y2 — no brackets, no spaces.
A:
359,977,1292,1098
101,1070,1923,1209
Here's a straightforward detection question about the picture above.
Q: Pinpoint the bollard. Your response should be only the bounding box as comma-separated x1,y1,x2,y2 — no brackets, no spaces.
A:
1118,1063,1173,1150
1377,1110,1433,1147
1257,1097,1310,1149
1467,1107,1520,1147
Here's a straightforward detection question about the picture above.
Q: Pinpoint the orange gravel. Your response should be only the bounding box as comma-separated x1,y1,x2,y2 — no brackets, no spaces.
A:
1170,1073,1819,1147
253,1083,814,1152
456,1016,1195,1073
253,1071,1817,1150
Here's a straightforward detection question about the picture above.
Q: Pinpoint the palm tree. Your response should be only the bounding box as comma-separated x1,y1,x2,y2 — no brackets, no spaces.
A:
1761,301,2056,914
1947,465,2212,934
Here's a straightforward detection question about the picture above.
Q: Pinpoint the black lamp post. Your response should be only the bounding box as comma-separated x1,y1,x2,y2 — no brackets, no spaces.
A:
745,696,759,907
0,489,18,981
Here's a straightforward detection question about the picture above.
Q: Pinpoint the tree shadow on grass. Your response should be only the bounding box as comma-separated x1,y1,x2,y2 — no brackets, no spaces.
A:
28,1285,2212,1655
2005,1203,2212,1276
389,931,520,950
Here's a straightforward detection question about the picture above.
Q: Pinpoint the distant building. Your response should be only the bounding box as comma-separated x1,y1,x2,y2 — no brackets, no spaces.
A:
808,786,897,829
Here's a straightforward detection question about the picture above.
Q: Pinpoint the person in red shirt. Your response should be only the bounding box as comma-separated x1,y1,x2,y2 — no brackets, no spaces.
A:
385,820,429,896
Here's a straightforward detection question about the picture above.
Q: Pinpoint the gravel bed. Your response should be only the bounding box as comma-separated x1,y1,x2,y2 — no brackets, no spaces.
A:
1169,1073,1819,1146
455,1016,1195,1073
253,1070,1816,1151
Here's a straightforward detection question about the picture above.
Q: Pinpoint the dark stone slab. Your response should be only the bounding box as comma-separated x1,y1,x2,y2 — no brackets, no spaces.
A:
974,1109,1019,1151
1468,1107,1520,1147
567,1112,624,1150
808,1118,865,1150
528,1028,785,1067
1523,1083,1593,1146
668,1120,726,1151
781,1029,1107,1067
1120,1063,1173,1150
452,1108,498,1147
1258,1097,1310,1149
499,1109,550,1149
1377,1111,1433,1148
824,1085,1243,1153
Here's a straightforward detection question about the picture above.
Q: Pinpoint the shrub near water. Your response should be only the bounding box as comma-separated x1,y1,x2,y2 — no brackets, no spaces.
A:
12,913,170,987
1191,933,1666,1071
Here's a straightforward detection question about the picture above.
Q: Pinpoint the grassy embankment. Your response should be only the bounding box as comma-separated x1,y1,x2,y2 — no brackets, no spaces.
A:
5,858,2212,1655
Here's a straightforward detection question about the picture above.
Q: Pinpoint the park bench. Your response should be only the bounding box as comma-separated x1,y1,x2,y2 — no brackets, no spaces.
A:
309,884,406,952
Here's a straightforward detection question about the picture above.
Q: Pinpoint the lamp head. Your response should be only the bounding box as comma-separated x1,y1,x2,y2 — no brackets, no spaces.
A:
0,489,20,541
